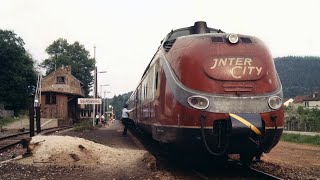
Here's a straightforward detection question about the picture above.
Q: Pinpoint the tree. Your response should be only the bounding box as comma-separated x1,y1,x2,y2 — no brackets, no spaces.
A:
109,92,132,119
40,38,95,96
0,30,37,114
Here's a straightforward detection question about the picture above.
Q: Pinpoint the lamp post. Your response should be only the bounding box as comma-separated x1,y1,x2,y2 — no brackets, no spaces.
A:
99,84,109,123
92,68,107,126
104,91,111,121
92,43,108,126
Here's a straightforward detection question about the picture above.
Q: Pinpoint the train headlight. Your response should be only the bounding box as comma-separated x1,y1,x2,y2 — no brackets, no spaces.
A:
187,96,209,110
268,96,282,110
227,34,239,44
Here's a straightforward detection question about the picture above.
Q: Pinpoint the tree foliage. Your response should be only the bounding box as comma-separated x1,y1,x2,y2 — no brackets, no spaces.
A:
275,56,320,97
108,92,132,119
285,106,320,132
0,30,37,113
40,38,95,96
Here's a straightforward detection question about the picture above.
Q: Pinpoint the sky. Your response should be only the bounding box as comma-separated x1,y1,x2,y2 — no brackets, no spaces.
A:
1,0,319,98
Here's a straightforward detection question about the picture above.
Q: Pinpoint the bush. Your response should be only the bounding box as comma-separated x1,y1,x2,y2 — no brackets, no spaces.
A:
0,117,19,127
281,133,320,146
73,120,95,132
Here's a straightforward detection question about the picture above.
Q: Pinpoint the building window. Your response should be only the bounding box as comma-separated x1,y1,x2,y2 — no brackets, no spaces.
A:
305,101,309,107
45,93,56,104
56,76,65,84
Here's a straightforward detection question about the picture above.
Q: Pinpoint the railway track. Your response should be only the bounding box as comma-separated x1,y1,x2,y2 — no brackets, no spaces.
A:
130,128,283,179
191,162,283,180
0,126,72,152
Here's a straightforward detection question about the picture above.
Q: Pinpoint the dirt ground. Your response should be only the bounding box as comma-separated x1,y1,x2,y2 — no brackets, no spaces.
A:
0,121,173,179
252,141,320,179
1,118,58,132
0,120,320,179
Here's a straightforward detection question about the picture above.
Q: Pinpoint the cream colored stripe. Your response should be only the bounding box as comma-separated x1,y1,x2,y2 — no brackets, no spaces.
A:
152,124,212,129
265,126,284,129
229,113,262,136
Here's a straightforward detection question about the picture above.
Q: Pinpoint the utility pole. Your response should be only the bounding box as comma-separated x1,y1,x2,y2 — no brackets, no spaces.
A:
92,45,97,126
103,91,106,117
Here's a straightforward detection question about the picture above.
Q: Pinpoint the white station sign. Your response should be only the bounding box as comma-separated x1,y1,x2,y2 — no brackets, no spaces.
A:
78,98,102,104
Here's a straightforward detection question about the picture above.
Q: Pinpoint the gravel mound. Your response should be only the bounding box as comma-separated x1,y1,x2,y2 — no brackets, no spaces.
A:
18,135,147,169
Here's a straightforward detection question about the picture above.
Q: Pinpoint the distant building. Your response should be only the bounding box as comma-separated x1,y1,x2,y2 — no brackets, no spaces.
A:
283,98,294,107
41,66,85,122
292,96,306,108
303,91,320,109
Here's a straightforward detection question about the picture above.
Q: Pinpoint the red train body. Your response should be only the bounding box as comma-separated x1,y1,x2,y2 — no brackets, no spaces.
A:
127,21,284,163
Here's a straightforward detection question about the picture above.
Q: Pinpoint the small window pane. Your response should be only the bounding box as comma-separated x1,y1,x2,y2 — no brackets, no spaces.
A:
56,76,65,84
167,30,190,41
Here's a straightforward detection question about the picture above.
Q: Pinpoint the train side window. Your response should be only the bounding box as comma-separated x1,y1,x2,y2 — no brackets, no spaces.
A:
167,29,190,41
155,71,159,90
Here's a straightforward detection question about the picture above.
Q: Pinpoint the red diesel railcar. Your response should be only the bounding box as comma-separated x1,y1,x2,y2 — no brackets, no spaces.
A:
127,21,284,164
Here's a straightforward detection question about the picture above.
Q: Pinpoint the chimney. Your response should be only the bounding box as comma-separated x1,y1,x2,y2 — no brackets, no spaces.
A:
66,65,72,74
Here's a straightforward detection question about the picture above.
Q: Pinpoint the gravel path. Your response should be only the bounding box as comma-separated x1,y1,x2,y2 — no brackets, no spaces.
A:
2,118,58,130
0,120,173,179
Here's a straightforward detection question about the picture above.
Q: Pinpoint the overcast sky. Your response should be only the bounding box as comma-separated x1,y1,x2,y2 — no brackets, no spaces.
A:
1,0,319,97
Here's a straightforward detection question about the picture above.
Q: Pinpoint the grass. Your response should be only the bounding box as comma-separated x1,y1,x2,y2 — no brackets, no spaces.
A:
73,120,95,132
281,133,320,146
0,117,20,128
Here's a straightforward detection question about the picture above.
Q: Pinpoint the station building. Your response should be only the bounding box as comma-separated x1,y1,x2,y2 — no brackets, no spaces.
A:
41,65,86,123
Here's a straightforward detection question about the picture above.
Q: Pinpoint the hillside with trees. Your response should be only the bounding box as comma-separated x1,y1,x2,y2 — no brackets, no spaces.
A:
275,56,320,98
108,92,133,119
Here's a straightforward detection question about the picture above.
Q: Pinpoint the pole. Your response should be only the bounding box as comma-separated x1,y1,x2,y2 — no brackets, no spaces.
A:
93,45,97,126
106,97,108,121
99,85,102,123
29,106,35,137
35,107,41,133
95,67,98,125
103,91,106,117
93,66,97,126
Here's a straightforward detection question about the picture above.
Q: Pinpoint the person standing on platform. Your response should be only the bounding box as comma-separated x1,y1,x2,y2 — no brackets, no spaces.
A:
101,114,105,125
95,114,99,125
121,104,131,136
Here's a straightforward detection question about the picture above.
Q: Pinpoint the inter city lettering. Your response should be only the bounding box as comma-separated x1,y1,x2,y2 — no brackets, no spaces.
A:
210,58,262,79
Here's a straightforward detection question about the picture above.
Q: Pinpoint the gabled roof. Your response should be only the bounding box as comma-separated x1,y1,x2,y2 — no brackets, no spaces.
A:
283,97,291,102
42,65,84,86
304,91,320,101
292,96,306,103
41,65,85,97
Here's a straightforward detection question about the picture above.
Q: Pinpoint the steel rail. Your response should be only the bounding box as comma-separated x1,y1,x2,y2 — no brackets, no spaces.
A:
249,166,283,180
0,126,72,152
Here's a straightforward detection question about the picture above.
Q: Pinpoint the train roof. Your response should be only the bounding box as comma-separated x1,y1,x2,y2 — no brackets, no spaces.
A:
140,22,225,80
165,21,224,41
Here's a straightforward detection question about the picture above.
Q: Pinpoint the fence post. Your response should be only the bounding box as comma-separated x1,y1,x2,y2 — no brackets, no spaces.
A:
29,106,35,137
35,107,41,133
